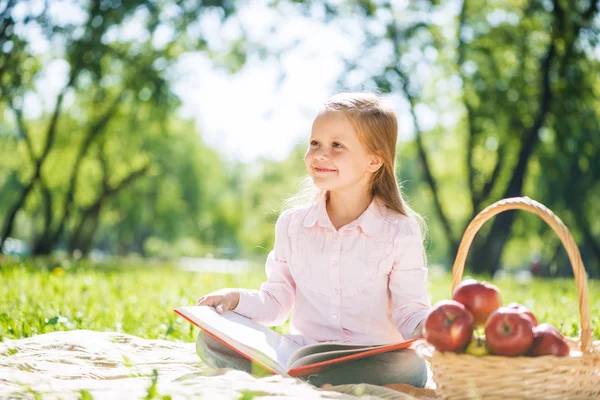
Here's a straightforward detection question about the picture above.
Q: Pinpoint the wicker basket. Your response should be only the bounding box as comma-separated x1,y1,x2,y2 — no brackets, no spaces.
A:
421,196,600,399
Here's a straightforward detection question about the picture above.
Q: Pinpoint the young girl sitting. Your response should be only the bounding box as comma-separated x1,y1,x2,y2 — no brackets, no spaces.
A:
196,91,431,388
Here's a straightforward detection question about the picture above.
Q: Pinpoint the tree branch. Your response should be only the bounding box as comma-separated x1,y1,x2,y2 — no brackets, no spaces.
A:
9,102,37,165
456,0,480,213
456,0,468,67
0,68,79,250
557,0,598,77
386,20,459,255
51,88,127,246
39,71,77,164
454,0,504,220
479,141,505,202
98,139,110,192
70,163,150,252
399,69,459,254
105,164,150,198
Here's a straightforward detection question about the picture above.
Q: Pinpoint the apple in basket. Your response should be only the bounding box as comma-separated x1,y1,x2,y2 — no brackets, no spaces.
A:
485,307,535,356
527,323,570,357
452,279,502,326
506,302,538,326
423,300,474,352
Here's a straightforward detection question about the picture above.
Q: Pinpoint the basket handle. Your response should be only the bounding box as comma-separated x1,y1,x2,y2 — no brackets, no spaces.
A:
450,196,592,354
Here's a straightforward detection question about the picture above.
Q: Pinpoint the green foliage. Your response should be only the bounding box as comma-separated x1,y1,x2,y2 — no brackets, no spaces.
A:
275,0,600,275
236,144,308,258
1,0,598,277
0,0,248,257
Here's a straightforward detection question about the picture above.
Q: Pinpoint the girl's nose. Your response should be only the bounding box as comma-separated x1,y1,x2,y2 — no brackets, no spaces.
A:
315,147,329,160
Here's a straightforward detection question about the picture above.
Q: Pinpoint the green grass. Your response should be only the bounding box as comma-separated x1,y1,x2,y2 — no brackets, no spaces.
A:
1,259,599,342
0,258,266,342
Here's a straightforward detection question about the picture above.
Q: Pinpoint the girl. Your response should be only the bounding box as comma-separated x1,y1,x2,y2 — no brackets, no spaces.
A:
196,92,431,388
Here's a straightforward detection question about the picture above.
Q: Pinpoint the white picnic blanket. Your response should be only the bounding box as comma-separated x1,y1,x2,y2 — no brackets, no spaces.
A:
0,330,421,399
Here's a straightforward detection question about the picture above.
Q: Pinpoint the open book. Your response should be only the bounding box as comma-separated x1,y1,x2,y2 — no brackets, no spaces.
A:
174,306,418,377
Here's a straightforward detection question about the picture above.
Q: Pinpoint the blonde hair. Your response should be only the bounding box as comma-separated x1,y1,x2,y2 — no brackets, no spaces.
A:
282,91,427,240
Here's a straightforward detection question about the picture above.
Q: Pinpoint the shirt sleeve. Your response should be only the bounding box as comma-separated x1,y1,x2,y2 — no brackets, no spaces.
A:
389,218,431,340
233,210,296,326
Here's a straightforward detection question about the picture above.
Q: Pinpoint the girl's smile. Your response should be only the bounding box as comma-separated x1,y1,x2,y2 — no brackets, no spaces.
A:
313,166,337,173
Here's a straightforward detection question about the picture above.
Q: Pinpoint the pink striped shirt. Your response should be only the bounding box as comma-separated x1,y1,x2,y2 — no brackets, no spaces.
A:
234,195,431,344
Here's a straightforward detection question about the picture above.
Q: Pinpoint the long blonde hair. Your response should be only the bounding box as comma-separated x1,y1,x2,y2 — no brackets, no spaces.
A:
282,91,427,239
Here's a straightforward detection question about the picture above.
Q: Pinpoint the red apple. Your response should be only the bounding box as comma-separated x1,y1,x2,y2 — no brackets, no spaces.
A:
452,279,502,326
423,300,475,352
527,323,570,357
506,302,538,326
484,307,535,356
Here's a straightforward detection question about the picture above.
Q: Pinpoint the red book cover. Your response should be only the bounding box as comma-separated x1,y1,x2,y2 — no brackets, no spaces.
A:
175,306,418,377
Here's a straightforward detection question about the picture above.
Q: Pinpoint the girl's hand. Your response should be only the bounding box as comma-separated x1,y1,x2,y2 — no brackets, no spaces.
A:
196,288,240,314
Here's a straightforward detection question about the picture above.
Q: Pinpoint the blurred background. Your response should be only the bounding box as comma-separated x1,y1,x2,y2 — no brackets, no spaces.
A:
1,0,599,278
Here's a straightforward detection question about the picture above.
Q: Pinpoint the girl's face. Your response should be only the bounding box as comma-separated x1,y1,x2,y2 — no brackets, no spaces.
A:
305,111,381,193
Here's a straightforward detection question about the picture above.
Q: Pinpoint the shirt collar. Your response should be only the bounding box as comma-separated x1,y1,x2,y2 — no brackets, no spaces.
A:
302,193,385,238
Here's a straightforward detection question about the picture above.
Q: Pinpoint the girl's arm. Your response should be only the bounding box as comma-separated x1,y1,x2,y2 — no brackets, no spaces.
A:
388,219,431,340
233,210,296,326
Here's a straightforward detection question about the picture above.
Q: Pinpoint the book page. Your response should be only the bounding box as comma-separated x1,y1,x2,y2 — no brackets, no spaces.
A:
286,339,418,377
286,342,386,370
175,306,301,375
288,346,383,370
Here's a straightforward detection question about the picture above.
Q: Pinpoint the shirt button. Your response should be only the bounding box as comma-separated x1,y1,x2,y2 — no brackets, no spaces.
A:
332,261,337,267
332,314,338,321
333,288,339,295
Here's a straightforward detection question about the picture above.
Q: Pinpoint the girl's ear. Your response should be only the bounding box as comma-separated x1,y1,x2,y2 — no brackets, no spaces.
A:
367,154,384,172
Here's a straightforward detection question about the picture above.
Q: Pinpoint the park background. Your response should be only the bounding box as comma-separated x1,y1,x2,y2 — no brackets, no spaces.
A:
1,0,599,374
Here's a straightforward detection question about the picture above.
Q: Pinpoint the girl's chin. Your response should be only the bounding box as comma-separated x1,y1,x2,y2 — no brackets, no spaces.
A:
310,179,330,189
310,175,341,190
313,182,336,191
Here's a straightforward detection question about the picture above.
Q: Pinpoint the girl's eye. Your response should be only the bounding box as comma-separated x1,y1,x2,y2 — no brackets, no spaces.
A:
310,140,319,146
332,142,343,148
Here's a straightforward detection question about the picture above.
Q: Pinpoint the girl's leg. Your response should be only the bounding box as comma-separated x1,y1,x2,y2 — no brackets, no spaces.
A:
196,331,252,373
302,349,428,388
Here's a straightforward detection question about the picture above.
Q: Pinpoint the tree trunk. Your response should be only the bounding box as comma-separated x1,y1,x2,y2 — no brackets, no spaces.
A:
79,213,101,257
30,180,55,255
31,232,55,255
69,207,101,257
0,70,77,251
468,124,541,275
68,202,102,254
68,162,149,256
468,37,555,275
0,177,36,250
